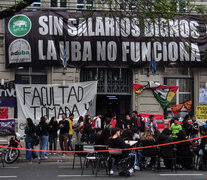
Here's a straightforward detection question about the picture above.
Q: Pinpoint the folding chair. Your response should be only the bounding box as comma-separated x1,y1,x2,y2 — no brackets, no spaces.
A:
140,147,159,171
72,144,84,169
81,145,97,175
94,145,109,176
108,148,132,176
158,146,177,172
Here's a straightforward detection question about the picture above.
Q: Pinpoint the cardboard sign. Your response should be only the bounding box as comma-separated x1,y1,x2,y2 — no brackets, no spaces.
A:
196,106,207,120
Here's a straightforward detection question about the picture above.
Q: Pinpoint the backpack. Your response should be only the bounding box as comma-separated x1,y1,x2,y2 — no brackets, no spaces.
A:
36,124,43,136
92,117,98,128
80,125,85,134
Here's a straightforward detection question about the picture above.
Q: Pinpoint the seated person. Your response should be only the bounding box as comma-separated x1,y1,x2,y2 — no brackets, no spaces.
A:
176,130,193,169
121,129,135,141
95,125,111,145
199,127,207,168
158,128,174,169
108,128,135,174
140,130,157,169
94,128,102,144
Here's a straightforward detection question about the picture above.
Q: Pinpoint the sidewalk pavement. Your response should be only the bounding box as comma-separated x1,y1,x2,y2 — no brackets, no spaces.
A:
18,150,75,163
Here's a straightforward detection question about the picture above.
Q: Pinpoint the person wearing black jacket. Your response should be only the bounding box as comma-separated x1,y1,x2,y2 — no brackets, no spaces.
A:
59,113,69,155
140,131,157,169
25,118,38,163
182,115,191,136
158,128,174,169
176,130,193,169
49,117,59,154
108,128,134,175
81,115,93,143
38,116,50,159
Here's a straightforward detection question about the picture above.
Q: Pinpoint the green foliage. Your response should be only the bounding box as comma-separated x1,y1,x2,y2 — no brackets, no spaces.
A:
0,0,35,19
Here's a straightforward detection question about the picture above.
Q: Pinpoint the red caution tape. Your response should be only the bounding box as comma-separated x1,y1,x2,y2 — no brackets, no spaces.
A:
0,135,206,153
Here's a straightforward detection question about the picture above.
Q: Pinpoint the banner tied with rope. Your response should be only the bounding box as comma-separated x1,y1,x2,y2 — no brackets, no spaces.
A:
170,99,192,116
133,81,179,109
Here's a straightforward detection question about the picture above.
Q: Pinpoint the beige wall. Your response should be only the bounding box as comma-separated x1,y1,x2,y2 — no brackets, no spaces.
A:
193,68,207,113
132,68,164,115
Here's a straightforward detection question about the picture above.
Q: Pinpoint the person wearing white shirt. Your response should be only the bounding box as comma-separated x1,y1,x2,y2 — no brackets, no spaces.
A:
93,113,102,129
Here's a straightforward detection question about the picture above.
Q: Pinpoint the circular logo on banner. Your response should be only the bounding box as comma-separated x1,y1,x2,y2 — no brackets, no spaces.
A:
9,39,32,64
8,14,32,37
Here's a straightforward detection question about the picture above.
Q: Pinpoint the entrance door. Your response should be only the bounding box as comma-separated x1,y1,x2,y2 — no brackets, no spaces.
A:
81,68,132,119
96,95,131,120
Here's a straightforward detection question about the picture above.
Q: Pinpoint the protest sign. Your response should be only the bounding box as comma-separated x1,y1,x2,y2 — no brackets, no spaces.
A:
196,106,207,120
16,81,97,135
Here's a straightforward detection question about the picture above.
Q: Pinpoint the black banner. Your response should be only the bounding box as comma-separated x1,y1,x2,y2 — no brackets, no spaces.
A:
4,11,207,68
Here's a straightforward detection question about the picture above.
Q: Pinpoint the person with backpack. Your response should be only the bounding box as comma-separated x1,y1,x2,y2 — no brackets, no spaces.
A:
59,113,69,156
92,113,102,129
49,117,59,154
36,116,50,160
25,118,38,163
68,113,74,151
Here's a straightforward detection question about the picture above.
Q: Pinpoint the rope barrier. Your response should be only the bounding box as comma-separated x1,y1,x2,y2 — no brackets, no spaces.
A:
0,135,206,153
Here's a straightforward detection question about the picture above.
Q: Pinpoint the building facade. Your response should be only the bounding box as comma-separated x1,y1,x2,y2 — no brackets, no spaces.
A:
0,0,207,123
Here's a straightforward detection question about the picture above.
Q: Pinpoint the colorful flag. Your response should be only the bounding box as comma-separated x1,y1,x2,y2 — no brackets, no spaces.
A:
169,104,184,116
183,99,192,112
133,81,179,109
133,84,145,94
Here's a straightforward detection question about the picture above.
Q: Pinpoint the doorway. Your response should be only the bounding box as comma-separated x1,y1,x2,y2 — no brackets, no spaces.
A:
96,95,131,120
81,68,132,119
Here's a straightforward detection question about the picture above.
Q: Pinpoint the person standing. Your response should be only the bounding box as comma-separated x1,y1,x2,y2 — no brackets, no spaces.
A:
131,111,138,128
124,114,131,129
145,115,157,135
74,116,84,144
37,116,50,160
68,113,74,151
92,113,102,129
182,115,191,136
170,117,182,139
189,116,199,139
110,114,117,128
49,117,59,154
59,113,69,156
81,115,93,143
25,118,38,163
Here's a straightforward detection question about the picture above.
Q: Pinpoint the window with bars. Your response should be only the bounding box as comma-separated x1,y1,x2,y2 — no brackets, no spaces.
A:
51,0,66,7
15,67,47,84
77,0,93,9
80,68,132,95
164,78,193,119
